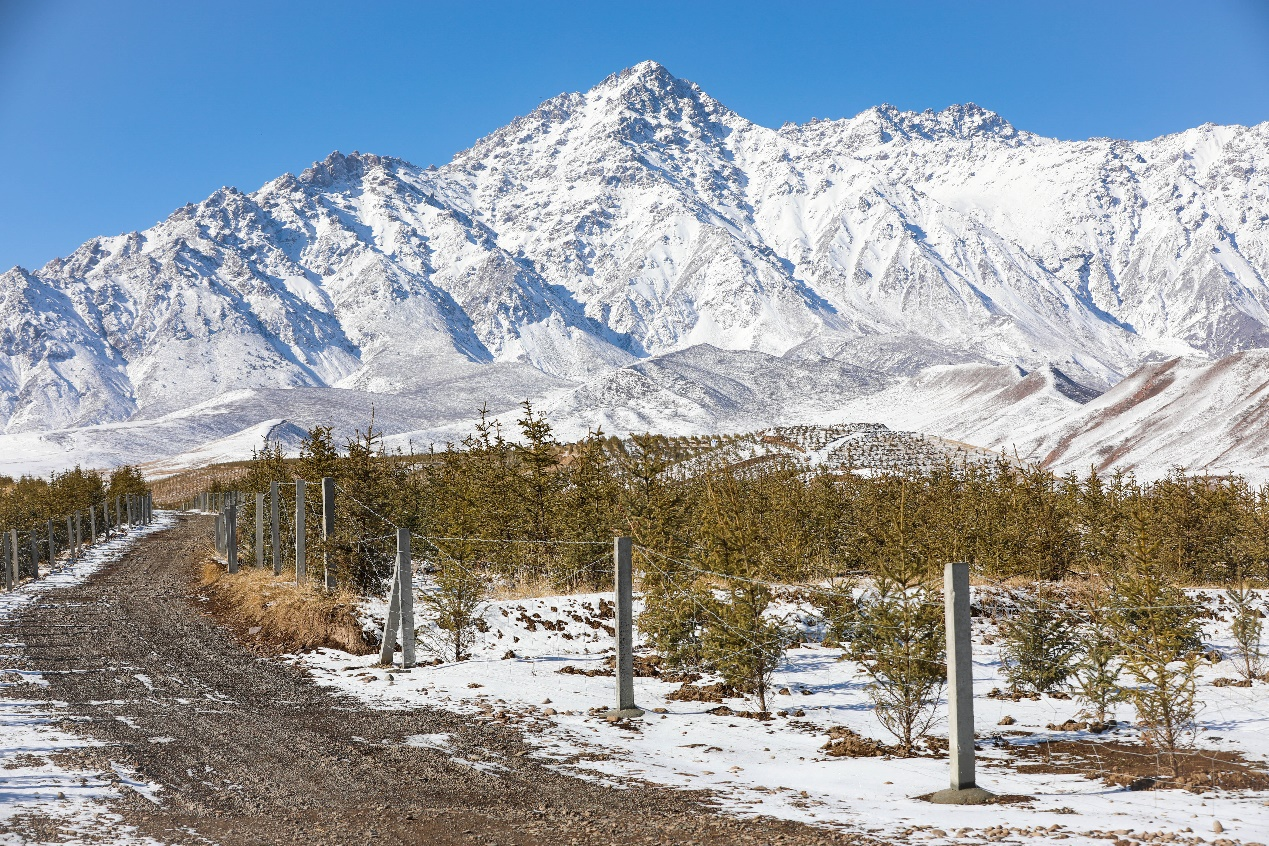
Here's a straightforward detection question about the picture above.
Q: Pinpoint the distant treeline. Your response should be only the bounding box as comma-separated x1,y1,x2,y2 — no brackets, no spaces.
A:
224,404,1269,595
0,466,151,532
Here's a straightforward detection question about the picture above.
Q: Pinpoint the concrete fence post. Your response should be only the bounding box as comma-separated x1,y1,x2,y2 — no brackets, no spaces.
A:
294,479,306,583
270,481,280,576
255,493,265,569
227,503,238,574
89,506,97,546
379,556,402,665
929,561,994,804
606,536,642,719
115,496,122,531
398,528,415,668
321,477,335,591
379,528,416,668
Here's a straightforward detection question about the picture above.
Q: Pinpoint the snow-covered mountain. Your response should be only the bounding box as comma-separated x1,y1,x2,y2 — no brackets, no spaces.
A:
3,61,1268,479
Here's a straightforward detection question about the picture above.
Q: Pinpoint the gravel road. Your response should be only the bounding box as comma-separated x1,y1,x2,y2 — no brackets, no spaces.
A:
1,514,871,845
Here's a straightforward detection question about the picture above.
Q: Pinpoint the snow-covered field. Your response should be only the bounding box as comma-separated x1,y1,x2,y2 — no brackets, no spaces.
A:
299,584,1269,846
0,517,171,846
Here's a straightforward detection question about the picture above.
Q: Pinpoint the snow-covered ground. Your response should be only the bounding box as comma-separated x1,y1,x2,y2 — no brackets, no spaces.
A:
299,584,1269,846
0,516,171,846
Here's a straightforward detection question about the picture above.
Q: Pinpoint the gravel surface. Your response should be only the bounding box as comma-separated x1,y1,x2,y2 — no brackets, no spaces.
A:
1,514,874,845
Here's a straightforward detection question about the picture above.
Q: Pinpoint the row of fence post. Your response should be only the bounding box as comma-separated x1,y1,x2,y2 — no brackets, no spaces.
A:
200,478,336,591
2,492,154,592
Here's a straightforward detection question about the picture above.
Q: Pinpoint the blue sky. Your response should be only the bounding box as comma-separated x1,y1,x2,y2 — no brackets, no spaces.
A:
2,0,1267,272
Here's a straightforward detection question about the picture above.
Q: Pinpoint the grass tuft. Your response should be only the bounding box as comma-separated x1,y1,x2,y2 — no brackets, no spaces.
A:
199,561,375,655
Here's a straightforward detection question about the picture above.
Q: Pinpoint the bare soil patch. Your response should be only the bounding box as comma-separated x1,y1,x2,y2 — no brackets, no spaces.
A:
1008,739,1269,793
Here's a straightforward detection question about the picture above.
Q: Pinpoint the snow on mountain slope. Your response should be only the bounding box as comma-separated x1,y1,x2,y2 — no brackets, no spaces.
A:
2,61,1268,476
1025,350,1269,481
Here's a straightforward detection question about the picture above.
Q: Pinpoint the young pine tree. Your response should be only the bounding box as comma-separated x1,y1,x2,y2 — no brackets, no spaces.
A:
1109,509,1203,774
1226,579,1265,683
419,446,493,661
1071,588,1124,723
999,586,1080,694
851,481,946,755
624,434,707,669
696,472,787,712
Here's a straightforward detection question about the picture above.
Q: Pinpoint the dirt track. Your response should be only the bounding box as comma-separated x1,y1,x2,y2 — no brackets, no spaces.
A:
1,514,868,845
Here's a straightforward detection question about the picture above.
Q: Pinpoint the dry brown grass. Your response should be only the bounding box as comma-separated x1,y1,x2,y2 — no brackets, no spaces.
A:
199,561,375,656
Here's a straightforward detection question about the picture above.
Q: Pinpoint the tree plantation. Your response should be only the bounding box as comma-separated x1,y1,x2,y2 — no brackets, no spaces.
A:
203,405,1269,762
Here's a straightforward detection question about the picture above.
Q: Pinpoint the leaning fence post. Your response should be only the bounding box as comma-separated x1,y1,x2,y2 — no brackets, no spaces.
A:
294,479,306,583
379,528,416,668
929,561,995,804
606,536,642,719
321,477,335,591
227,503,238,574
379,556,402,664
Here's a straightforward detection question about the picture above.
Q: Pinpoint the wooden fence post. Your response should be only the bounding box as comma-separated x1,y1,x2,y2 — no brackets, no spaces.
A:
929,561,995,804
89,506,97,546
46,519,55,574
66,515,76,564
2,531,11,591
606,536,643,719
294,479,306,583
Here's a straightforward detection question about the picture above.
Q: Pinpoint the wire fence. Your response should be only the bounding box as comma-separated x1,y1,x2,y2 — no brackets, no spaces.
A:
1,493,155,591
192,476,1269,798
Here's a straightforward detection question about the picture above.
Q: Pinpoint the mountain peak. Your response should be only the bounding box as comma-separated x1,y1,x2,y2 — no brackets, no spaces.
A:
299,150,397,189
863,102,1021,142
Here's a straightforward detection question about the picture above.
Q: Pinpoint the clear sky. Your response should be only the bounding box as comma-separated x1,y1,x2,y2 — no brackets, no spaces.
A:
2,0,1268,272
